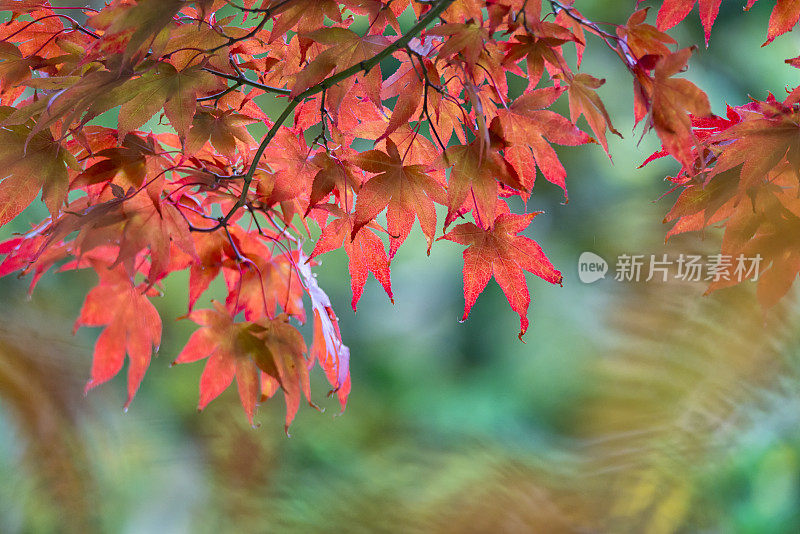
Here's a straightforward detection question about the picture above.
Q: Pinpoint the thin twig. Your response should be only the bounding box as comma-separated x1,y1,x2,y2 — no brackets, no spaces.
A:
202,68,291,96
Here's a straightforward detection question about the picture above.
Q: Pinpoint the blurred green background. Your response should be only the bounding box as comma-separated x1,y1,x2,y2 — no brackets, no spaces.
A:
2,1,800,532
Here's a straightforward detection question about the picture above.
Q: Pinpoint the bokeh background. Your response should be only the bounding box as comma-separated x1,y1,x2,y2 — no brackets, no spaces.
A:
2,1,800,532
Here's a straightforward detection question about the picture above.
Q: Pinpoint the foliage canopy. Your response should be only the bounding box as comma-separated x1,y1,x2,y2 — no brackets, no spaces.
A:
1,0,799,429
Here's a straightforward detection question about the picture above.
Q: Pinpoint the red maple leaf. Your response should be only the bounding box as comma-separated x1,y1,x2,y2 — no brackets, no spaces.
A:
651,0,800,46
186,108,256,158
637,48,711,169
173,302,311,430
118,63,222,140
559,73,621,158
428,20,491,69
350,138,446,257
42,177,196,283
440,210,562,339
491,85,591,202
291,27,388,112
502,22,576,88
305,151,361,216
0,106,77,225
222,228,305,322
268,0,342,41
764,0,800,44
76,261,162,410
309,204,393,311
652,1,720,44
439,134,524,229
377,59,424,142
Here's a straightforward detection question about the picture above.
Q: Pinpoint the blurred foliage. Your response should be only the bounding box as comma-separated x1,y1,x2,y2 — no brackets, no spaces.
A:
3,1,800,533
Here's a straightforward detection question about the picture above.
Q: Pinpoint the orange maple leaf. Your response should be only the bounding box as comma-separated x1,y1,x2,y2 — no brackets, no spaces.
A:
309,204,393,311
440,210,562,339
491,85,591,202
76,262,162,410
0,106,77,225
118,63,222,140
637,48,711,169
173,302,311,430
350,138,446,257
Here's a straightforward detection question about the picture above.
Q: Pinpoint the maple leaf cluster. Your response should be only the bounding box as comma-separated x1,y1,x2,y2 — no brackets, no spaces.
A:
0,0,798,427
650,92,800,309
636,1,800,310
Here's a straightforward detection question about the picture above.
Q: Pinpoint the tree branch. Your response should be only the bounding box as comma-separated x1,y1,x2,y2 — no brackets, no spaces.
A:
548,0,637,70
203,0,456,232
202,68,291,96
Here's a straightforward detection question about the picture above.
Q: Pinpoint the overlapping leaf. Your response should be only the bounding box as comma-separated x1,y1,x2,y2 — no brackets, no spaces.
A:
310,204,393,311
491,86,591,201
118,63,222,140
0,107,77,225
350,139,446,257
173,302,311,429
640,48,711,169
560,73,621,157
